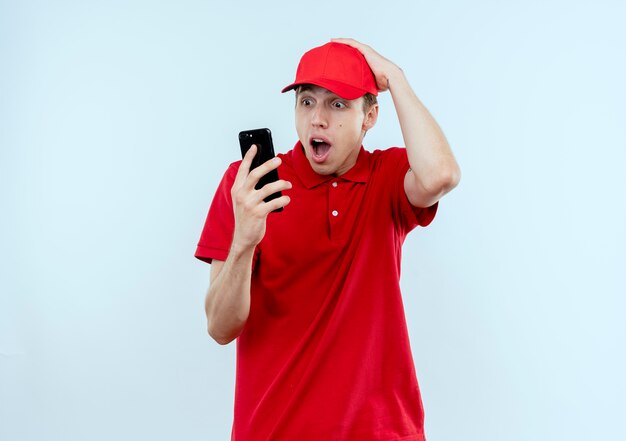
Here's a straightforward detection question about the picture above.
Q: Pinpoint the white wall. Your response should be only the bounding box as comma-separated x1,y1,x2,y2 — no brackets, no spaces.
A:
2,1,624,440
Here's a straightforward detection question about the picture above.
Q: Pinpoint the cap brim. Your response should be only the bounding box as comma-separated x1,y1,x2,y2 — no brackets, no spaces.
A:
281,78,375,100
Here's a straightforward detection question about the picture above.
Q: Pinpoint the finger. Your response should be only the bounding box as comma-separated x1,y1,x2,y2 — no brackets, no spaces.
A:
256,179,292,201
331,38,370,53
235,144,258,185
331,37,358,46
375,75,390,92
246,156,282,190
260,195,291,214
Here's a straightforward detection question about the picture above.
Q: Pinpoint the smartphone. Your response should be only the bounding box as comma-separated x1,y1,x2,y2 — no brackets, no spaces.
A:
238,128,283,211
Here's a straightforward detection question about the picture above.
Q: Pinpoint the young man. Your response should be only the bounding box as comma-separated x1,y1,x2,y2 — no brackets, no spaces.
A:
195,39,460,440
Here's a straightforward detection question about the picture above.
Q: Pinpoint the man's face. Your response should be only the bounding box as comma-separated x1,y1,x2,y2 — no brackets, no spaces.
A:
295,85,378,176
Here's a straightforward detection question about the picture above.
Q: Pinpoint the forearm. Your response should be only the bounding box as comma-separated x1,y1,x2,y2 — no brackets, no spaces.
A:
388,69,461,205
204,149,292,345
205,243,255,345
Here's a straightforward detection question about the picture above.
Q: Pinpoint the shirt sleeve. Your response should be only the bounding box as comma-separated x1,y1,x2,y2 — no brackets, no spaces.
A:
194,162,239,264
386,147,438,233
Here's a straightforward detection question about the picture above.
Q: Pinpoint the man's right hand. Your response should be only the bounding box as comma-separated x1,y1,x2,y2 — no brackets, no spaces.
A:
230,145,292,251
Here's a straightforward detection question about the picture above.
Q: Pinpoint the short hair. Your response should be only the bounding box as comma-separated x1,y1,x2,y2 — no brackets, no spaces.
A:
295,85,378,114
361,93,378,113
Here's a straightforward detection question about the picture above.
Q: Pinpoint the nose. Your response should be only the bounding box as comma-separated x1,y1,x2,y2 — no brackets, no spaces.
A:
311,105,328,128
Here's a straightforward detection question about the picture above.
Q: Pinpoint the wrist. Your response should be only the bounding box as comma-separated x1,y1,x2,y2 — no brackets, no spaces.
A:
386,66,407,90
229,238,257,261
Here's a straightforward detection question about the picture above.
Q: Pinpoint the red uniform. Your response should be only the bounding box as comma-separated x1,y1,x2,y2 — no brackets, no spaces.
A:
196,142,437,440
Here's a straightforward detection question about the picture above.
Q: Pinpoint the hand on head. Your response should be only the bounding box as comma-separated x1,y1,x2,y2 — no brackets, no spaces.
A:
330,38,403,92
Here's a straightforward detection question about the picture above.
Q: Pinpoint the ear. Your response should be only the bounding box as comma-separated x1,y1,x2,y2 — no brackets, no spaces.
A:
362,104,379,131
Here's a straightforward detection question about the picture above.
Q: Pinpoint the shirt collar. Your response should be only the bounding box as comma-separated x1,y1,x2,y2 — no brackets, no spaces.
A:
292,141,371,189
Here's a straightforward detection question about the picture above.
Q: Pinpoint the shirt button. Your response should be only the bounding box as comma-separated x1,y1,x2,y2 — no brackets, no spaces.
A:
332,182,338,188
332,210,339,217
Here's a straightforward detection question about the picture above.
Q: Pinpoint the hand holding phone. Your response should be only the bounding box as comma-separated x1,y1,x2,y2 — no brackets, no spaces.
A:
238,128,283,212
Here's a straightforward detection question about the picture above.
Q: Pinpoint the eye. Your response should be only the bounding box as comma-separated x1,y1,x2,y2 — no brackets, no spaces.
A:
301,98,313,106
332,101,347,109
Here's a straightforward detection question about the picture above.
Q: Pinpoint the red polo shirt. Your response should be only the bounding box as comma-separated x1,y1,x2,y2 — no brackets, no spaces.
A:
196,142,437,441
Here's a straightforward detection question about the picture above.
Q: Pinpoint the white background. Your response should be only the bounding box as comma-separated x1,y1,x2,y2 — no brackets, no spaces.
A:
1,0,625,440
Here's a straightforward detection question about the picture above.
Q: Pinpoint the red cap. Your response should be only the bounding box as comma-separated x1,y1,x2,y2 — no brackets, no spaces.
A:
281,42,378,100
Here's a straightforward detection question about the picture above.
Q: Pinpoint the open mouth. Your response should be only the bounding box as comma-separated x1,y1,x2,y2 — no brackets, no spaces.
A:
310,138,332,163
